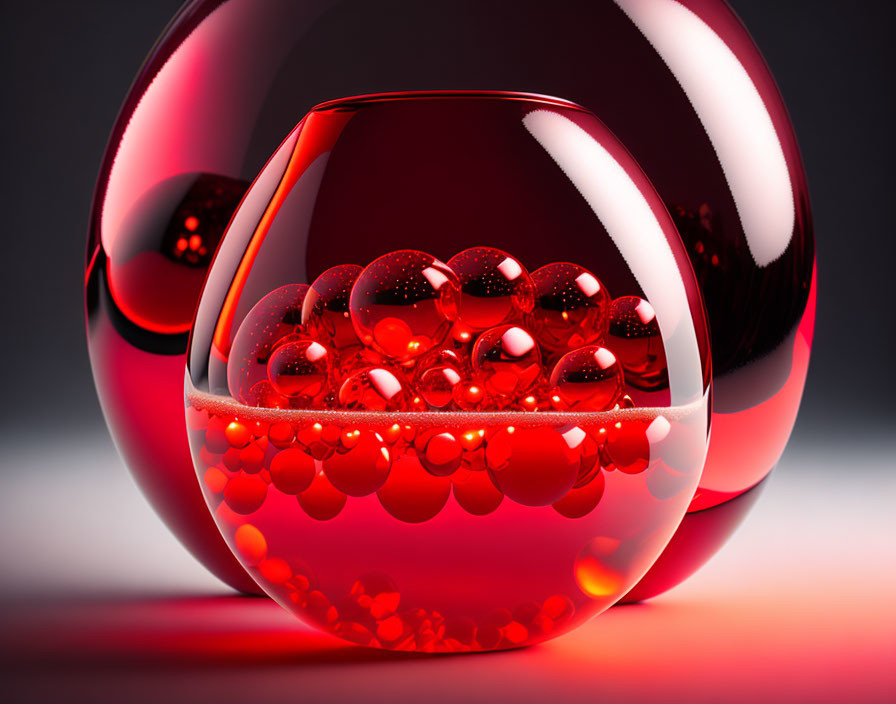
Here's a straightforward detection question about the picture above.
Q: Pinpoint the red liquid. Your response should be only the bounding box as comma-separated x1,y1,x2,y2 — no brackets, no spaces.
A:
186,389,707,651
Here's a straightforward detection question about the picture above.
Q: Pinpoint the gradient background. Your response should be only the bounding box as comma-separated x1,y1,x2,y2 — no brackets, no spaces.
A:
0,1,893,702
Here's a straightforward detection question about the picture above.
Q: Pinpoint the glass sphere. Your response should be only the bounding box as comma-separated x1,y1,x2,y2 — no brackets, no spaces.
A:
86,0,813,598
185,91,711,651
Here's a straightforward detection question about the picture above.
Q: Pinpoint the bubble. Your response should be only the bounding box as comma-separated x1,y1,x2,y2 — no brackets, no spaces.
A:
530,263,610,353
413,348,465,410
350,572,401,620
552,471,606,518
447,247,535,332
204,416,231,454
338,367,411,411
377,453,451,523
549,345,624,411
452,379,489,411
259,557,293,585
323,429,392,496
203,466,228,494
297,468,347,521
302,264,364,351
452,467,504,515
419,431,463,476
244,380,291,409
605,421,650,474
485,427,579,506
233,524,267,566
269,448,316,495
239,442,266,474
472,325,542,403
227,284,308,403
267,340,332,406
350,250,459,362
222,472,268,514
606,296,668,390
225,421,251,448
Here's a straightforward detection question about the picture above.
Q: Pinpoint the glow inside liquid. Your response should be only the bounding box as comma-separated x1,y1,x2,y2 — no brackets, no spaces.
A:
186,386,707,652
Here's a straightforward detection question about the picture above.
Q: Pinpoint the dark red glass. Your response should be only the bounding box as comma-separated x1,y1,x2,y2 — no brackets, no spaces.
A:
86,0,813,598
184,91,711,650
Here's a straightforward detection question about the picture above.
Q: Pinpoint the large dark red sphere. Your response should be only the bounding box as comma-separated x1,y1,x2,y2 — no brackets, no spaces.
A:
87,0,813,597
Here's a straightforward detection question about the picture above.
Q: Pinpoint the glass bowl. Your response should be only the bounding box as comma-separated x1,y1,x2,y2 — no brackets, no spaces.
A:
184,91,711,651
87,0,813,598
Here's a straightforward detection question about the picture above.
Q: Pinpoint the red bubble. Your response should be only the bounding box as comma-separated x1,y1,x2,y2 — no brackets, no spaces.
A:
472,325,542,403
377,454,450,523
605,421,650,474
447,247,535,332
607,296,668,390
452,467,504,515
204,416,230,454
452,379,489,411
227,284,308,403
413,348,464,409
223,472,268,514
420,432,463,476
338,367,411,411
350,572,401,620
301,264,363,351
486,427,579,506
298,469,347,521
259,557,292,584
323,430,392,496
222,447,242,472
553,470,606,518
203,466,228,494
350,250,459,362
233,524,267,566
269,448,316,495
549,345,624,411
239,441,266,474
225,421,251,448
268,421,294,448
530,263,610,353
267,340,332,405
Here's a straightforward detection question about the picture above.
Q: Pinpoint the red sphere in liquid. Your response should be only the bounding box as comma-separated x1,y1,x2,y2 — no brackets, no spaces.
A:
350,250,459,362
227,284,308,404
530,263,610,354
606,296,668,391
485,427,580,507
338,367,411,412
267,340,331,406
549,345,625,411
471,325,542,403
302,264,363,352
447,247,535,332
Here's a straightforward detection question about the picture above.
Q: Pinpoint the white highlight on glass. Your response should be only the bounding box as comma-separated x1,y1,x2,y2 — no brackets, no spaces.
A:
635,298,656,325
522,109,703,405
646,415,672,445
562,426,587,449
575,271,601,297
368,368,402,399
422,266,450,290
305,341,327,362
502,327,536,357
497,257,523,281
594,347,617,370
615,0,795,267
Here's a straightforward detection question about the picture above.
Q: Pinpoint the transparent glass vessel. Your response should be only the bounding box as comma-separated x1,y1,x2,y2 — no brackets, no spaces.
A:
184,92,711,651
87,0,813,598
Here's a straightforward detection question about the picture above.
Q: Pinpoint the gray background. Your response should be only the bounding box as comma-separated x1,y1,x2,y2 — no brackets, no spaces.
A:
1,0,894,439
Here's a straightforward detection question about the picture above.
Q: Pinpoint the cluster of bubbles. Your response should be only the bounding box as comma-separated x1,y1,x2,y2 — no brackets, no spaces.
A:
226,247,668,414
228,522,581,652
